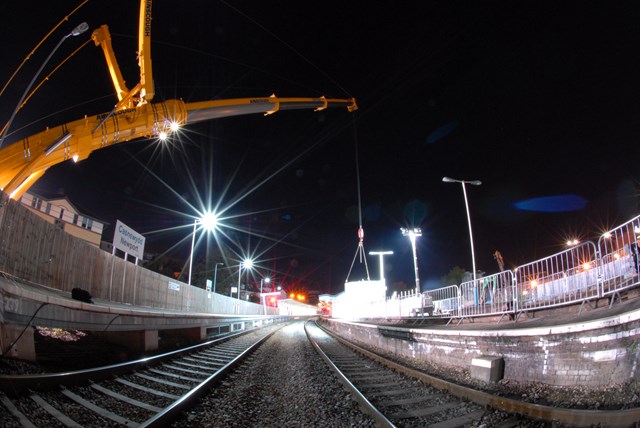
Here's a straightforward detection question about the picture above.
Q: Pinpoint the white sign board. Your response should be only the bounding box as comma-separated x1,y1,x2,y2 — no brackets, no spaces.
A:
168,282,181,291
206,279,212,292
113,220,146,260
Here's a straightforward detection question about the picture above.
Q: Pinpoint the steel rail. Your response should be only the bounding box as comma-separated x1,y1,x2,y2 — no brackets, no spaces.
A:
0,328,250,394
315,319,640,427
139,326,281,427
304,320,396,428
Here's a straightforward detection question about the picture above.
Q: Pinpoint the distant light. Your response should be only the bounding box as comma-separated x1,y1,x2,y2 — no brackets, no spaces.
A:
242,258,253,270
264,277,271,284
602,232,612,239
170,121,180,132
530,279,538,288
158,131,168,140
566,239,579,247
401,227,422,239
582,262,591,271
72,154,79,163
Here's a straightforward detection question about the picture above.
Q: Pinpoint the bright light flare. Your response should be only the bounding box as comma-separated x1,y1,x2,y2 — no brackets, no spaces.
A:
242,258,254,270
199,211,218,232
170,121,180,132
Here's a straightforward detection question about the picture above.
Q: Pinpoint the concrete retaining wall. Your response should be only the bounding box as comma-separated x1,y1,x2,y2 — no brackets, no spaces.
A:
319,312,640,387
0,198,271,315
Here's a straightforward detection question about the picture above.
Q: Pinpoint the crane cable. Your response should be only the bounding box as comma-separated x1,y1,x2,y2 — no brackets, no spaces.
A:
345,114,370,282
0,0,89,100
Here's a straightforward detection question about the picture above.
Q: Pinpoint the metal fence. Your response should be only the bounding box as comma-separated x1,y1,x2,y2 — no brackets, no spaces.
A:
513,241,599,313
597,215,640,302
335,214,640,321
424,285,462,317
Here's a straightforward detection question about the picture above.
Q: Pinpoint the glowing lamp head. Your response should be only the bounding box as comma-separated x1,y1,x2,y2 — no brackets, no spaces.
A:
200,211,218,232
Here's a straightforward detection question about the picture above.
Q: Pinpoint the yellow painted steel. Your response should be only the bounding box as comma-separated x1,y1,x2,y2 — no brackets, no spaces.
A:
0,96,356,199
0,0,357,199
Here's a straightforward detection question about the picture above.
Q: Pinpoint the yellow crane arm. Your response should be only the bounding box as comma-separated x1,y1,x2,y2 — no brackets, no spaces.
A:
138,0,154,103
0,95,357,199
91,0,153,110
91,25,130,104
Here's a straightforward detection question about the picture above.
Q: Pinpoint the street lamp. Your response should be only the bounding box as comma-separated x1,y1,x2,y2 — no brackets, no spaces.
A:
261,276,271,315
369,251,393,289
187,211,218,286
260,276,271,294
442,176,482,282
0,22,89,148
213,262,224,294
236,258,253,313
401,228,422,294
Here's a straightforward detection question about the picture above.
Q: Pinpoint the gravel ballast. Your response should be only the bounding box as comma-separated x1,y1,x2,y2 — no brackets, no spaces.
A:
173,321,376,427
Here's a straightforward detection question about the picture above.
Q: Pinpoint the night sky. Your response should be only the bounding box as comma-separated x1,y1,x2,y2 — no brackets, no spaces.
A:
1,1,640,294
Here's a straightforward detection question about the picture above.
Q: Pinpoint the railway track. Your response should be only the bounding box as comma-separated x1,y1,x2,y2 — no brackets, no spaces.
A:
305,320,640,428
0,323,284,427
3,319,640,427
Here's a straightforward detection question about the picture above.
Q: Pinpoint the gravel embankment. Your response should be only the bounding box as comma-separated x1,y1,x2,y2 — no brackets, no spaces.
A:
173,321,376,427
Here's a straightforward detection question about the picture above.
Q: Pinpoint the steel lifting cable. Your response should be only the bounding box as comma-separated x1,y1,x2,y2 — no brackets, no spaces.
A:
0,0,90,100
345,114,370,282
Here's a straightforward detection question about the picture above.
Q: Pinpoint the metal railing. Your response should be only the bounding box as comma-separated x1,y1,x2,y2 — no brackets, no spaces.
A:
597,215,640,302
458,270,515,319
332,214,640,322
513,241,600,314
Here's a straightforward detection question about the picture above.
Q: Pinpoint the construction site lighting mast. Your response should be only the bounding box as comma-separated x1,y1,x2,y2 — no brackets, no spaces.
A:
401,228,422,294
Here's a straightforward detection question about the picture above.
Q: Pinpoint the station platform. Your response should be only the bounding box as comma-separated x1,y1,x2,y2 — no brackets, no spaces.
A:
0,274,282,361
322,291,640,387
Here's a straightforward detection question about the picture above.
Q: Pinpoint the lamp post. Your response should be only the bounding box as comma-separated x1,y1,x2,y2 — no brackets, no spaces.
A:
236,258,253,313
369,251,393,289
260,276,271,294
401,228,422,294
0,22,89,148
187,211,218,286
213,262,224,294
442,176,482,282
261,276,271,315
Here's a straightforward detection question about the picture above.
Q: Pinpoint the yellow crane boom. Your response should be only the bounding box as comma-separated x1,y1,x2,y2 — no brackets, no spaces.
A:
0,1,357,200
0,96,356,199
